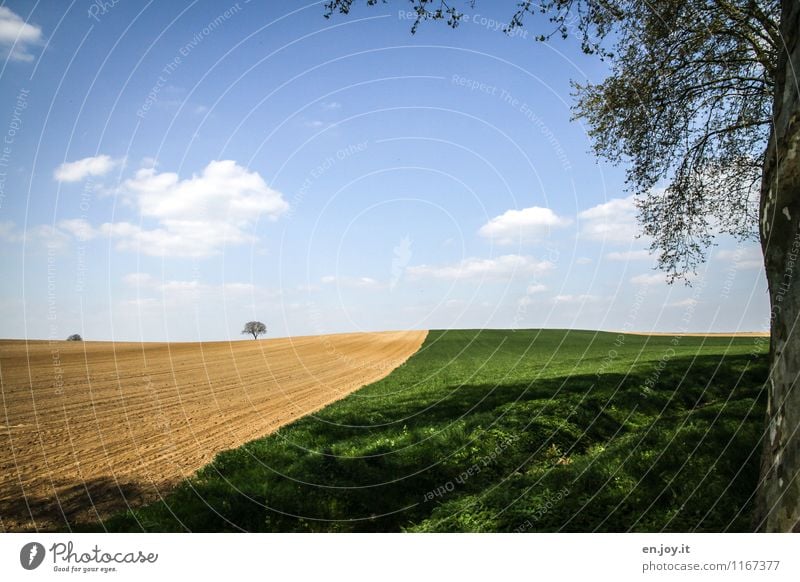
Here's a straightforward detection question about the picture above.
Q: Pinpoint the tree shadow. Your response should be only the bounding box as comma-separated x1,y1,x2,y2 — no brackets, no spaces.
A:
1,476,173,532
94,351,767,532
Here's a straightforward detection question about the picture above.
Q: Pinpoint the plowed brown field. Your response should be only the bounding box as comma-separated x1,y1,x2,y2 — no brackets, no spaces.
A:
0,330,427,531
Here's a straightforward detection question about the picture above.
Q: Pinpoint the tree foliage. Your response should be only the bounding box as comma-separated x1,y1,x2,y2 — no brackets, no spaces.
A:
66,334,83,341
324,0,780,280
242,321,267,340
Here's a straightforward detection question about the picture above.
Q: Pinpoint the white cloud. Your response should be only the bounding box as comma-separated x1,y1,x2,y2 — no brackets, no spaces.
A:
407,254,554,281
606,249,653,261
0,220,68,249
553,294,603,304
58,218,97,241
0,220,22,242
578,195,641,244
0,7,43,62
98,221,139,238
124,274,259,298
478,206,571,244
321,101,341,110
119,279,268,318
159,280,205,293
296,283,318,293
54,155,119,182
321,275,381,288
29,225,69,249
631,273,665,286
575,257,592,265
123,272,157,288
716,246,762,269
223,282,256,294
120,297,161,309
89,160,289,257
518,283,547,308
124,161,287,221
668,298,699,308
518,296,535,308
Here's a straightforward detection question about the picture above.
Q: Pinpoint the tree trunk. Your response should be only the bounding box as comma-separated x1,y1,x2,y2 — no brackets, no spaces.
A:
757,0,800,533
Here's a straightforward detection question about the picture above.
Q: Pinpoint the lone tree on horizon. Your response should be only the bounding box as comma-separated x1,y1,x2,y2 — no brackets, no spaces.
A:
242,321,267,340
66,334,82,341
324,0,799,531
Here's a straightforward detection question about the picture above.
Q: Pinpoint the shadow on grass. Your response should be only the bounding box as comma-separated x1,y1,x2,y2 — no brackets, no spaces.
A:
93,349,767,533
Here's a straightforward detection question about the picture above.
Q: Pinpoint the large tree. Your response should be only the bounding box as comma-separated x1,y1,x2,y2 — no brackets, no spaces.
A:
324,0,798,531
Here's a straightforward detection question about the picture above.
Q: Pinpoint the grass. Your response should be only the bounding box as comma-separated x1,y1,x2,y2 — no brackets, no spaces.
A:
98,329,769,532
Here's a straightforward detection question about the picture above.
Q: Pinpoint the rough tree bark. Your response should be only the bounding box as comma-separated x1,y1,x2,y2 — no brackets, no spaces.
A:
758,0,800,533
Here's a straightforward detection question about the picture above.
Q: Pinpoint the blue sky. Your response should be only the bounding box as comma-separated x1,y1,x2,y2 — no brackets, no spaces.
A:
0,0,768,341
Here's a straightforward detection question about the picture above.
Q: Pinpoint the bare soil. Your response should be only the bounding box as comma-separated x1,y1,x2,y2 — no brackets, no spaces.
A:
0,330,427,531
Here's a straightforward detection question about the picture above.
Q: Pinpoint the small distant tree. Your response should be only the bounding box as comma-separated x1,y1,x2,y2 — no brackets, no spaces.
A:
66,334,82,341
241,321,267,340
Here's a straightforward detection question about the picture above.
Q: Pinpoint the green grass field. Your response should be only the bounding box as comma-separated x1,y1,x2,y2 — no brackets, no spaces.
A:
100,329,769,532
